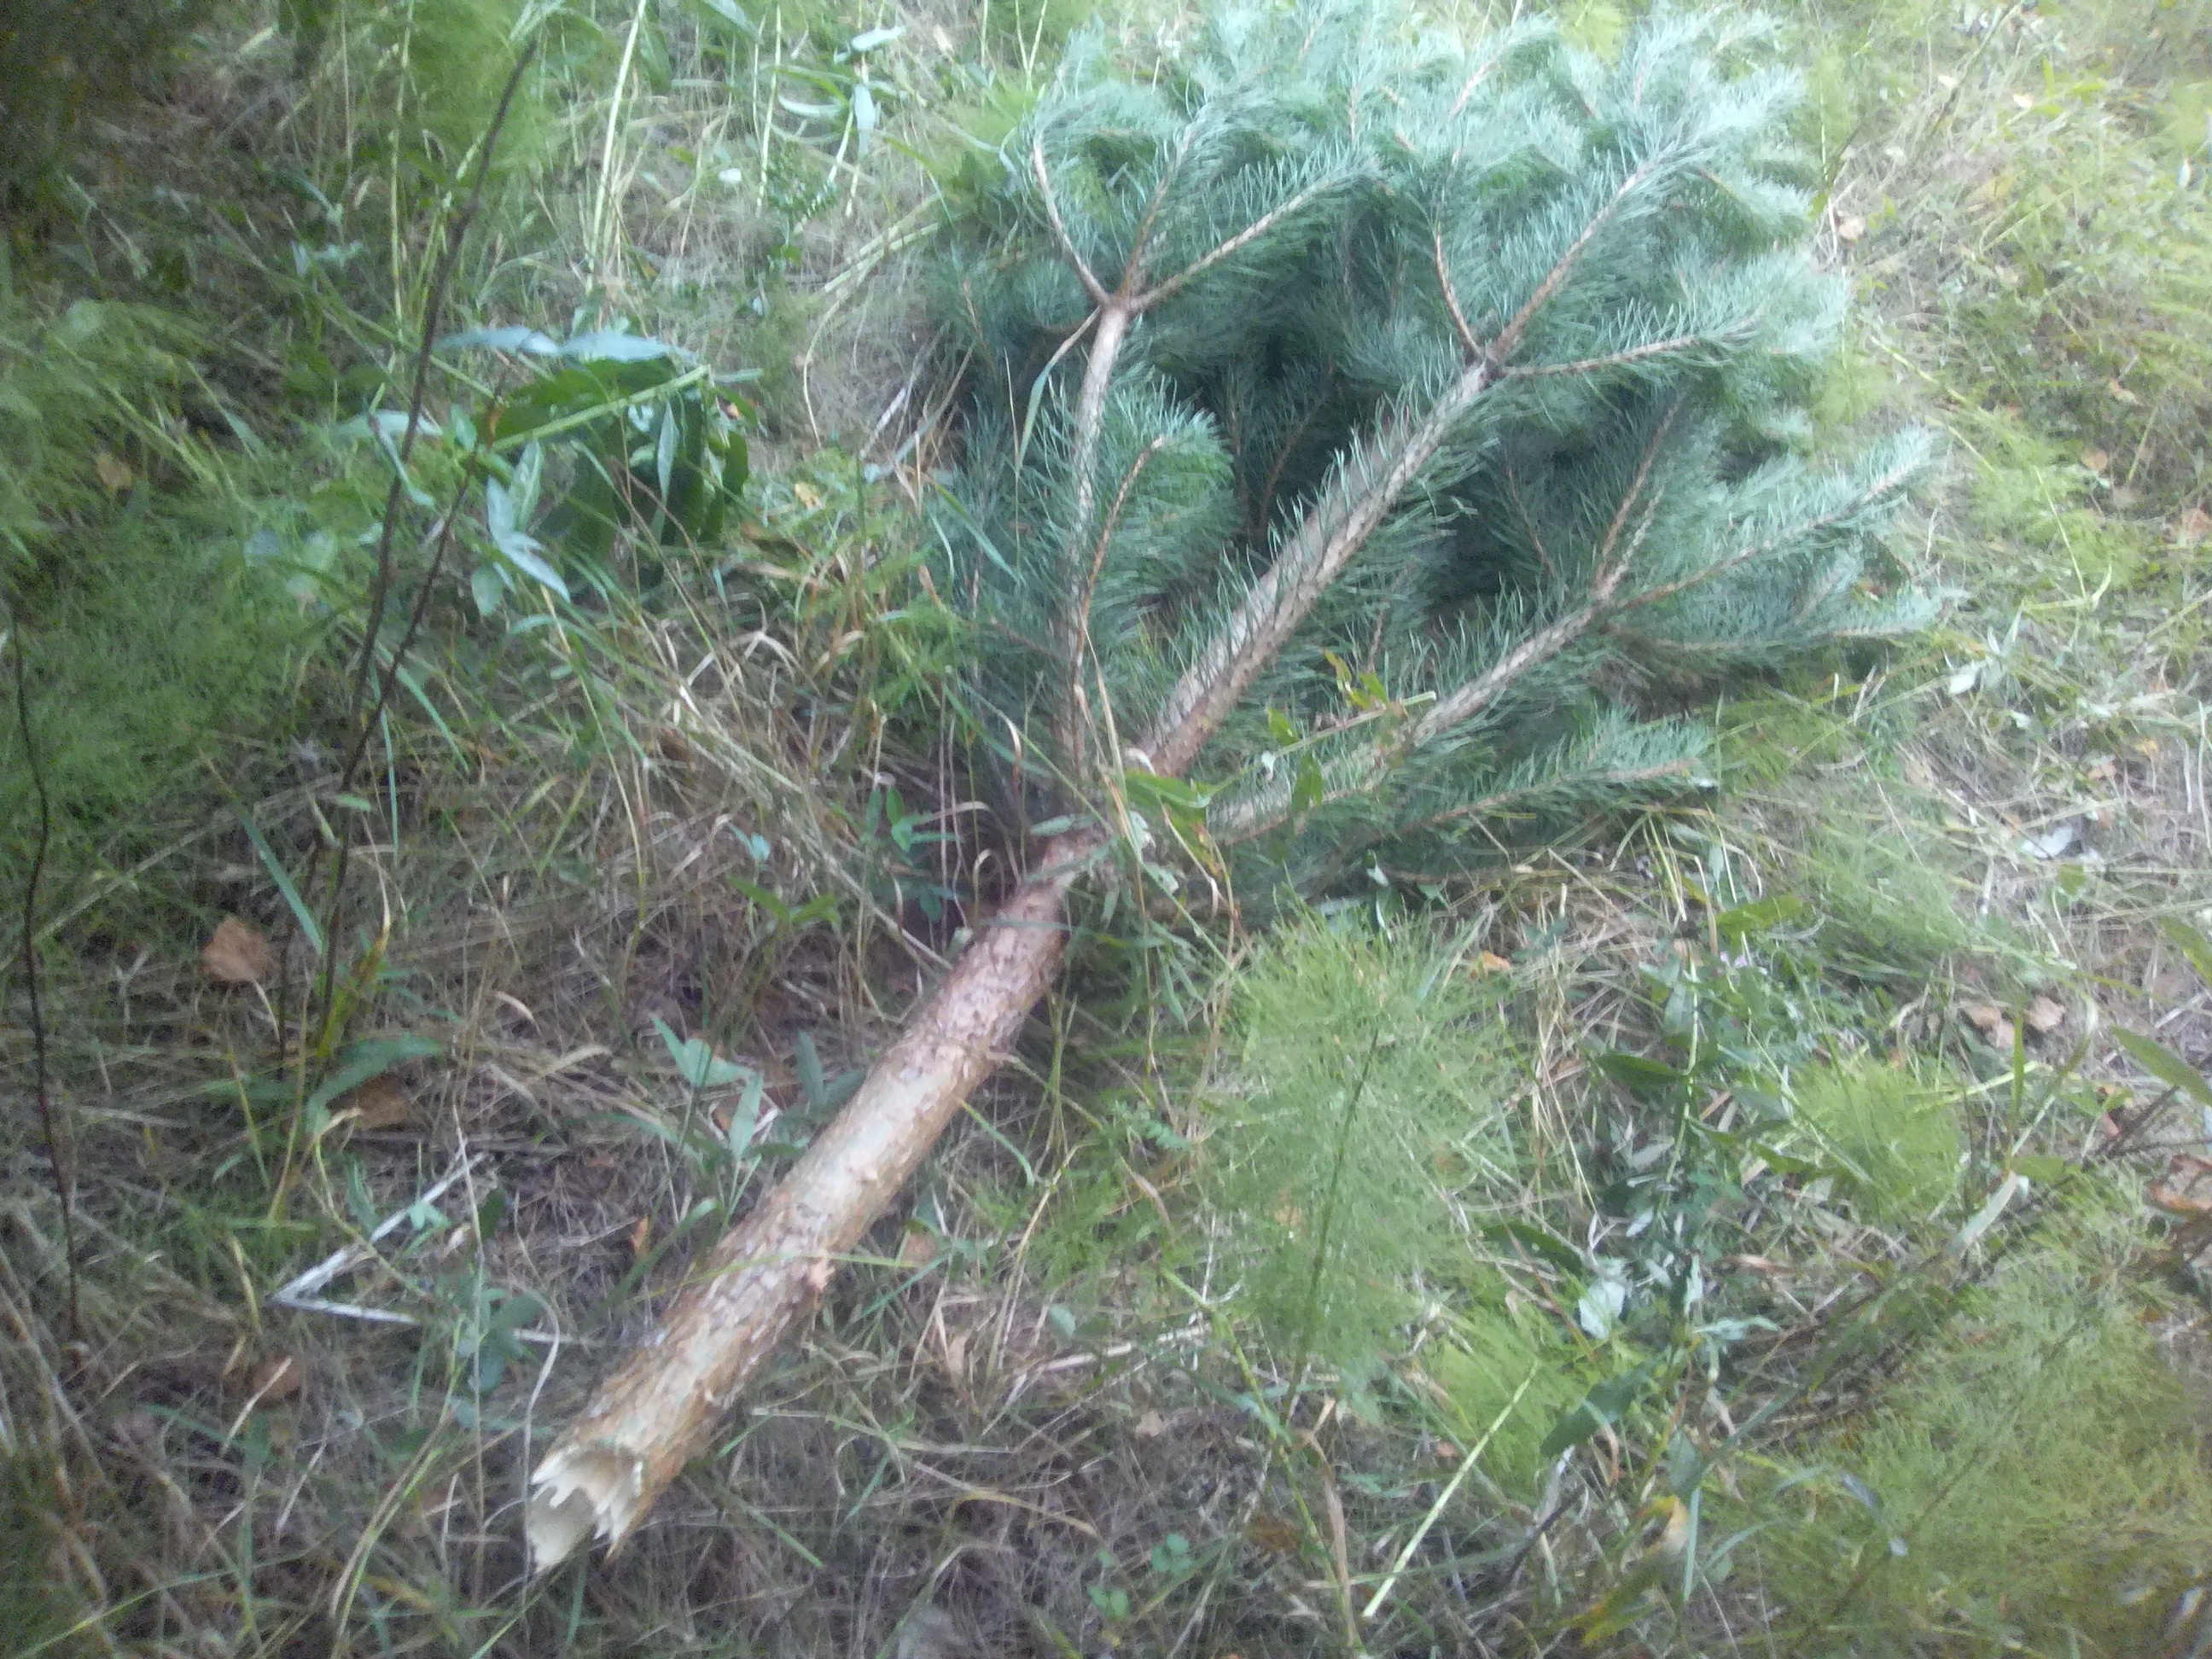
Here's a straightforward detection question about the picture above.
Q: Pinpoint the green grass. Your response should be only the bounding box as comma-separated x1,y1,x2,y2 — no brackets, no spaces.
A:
3,0,2210,1654
1749,1222,2212,1656
1788,1059,1964,1228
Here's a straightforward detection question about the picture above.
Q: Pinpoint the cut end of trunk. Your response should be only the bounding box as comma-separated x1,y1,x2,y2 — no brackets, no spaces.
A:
526,1442,646,1571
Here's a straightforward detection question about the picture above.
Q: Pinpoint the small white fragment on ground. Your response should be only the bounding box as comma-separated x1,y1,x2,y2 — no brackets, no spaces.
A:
2019,820,2079,860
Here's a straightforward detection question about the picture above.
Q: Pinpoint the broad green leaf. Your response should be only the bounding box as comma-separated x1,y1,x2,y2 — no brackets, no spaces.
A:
795,1030,827,1109
1595,1051,1685,1097
2162,918,2212,992
725,1071,766,1156
1714,894,1807,941
439,325,561,355
471,564,507,616
684,0,757,34
559,329,672,363
653,1016,748,1090
1540,1362,1656,1459
306,1034,442,1123
2114,1027,2212,1109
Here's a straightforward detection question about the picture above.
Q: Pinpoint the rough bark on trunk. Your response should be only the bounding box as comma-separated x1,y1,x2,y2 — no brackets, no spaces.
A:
526,831,1100,1569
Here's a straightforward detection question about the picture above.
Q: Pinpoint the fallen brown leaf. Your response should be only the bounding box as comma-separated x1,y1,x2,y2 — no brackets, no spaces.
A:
1133,1409,1167,1438
1245,1512,1302,1555
2174,506,2210,549
1960,1003,2014,1049
337,1075,412,1132
2081,448,2110,477
201,917,272,985
2149,1154,2212,1216
629,1216,653,1261
1834,213,1866,243
1470,950,1513,975
2024,995,2067,1037
249,1353,304,1404
897,1225,939,1268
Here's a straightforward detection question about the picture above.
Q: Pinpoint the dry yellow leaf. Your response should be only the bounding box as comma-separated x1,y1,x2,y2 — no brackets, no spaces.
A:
629,1216,653,1261
1834,213,1866,243
93,450,134,493
896,1226,939,1268
1133,1409,1168,1438
201,917,272,985
2081,448,2110,476
2024,995,2067,1036
2174,506,2210,549
1470,951,1512,975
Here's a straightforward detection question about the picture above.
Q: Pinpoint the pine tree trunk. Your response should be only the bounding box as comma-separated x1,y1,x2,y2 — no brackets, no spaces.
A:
526,831,1101,1569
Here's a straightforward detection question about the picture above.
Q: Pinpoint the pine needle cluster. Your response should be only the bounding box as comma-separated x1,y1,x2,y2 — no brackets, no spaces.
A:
934,0,1935,894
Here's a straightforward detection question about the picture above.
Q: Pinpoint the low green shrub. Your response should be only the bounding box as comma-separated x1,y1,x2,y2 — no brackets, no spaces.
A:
1749,1232,2212,1656
1,295,314,905
1787,1059,1963,1228
1428,1295,1588,1497
1204,920,1514,1382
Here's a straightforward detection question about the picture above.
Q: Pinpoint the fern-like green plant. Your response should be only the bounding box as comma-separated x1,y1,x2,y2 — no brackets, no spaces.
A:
1,297,308,905
1750,1222,2212,1656
1204,920,1512,1380
1428,1295,1588,1495
1787,1059,1962,1228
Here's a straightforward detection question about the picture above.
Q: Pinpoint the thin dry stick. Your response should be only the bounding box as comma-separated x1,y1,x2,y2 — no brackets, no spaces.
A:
303,44,539,1057
9,629,79,1345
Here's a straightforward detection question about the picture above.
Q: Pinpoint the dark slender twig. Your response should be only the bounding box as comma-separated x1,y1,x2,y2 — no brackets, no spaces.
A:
302,44,540,1054
9,626,79,1346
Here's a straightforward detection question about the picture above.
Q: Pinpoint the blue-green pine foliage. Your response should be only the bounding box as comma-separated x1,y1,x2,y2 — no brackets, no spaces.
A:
936,1,1934,894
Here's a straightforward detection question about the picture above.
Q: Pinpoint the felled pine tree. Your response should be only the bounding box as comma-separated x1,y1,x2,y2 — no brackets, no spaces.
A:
528,1,1931,1566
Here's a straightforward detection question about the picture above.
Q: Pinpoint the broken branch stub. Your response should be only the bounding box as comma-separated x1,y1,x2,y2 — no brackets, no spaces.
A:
526,835,1097,1568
